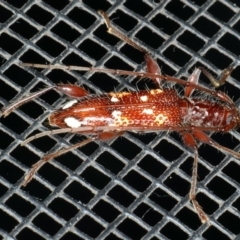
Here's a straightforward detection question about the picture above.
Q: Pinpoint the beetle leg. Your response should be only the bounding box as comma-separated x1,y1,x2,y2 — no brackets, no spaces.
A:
199,66,234,88
190,147,210,224
98,10,148,54
56,84,88,98
183,129,240,223
22,131,124,186
144,54,162,87
185,68,235,106
98,10,162,87
22,138,92,186
184,69,201,97
193,130,240,159
184,66,234,97
97,131,125,140
182,132,209,224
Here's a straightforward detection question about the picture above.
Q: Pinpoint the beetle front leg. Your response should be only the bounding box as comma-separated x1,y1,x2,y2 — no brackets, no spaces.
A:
189,147,209,224
182,132,209,224
184,68,235,105
184,69,201,98
199,66,234,88
193,130,240,159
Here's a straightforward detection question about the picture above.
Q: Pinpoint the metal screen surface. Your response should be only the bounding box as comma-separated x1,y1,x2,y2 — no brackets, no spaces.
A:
1,0,240,239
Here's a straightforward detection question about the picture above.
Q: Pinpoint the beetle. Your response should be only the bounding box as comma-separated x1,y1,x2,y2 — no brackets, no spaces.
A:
1,10,239,224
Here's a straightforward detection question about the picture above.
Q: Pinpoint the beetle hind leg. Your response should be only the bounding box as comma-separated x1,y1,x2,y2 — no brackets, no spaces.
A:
22,131,124,186
22,138,92,186
98,10,162,87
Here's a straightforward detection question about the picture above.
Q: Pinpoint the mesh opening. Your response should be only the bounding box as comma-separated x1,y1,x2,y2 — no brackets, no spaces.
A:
0,0,240,239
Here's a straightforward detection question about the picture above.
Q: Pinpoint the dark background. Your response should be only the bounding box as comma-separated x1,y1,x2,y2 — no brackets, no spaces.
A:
0,0,240,239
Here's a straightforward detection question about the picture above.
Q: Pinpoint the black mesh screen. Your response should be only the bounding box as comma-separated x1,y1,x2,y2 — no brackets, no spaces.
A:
1,0,240,239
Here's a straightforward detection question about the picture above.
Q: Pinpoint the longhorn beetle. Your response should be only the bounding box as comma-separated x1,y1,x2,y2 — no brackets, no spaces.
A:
1,10,239,224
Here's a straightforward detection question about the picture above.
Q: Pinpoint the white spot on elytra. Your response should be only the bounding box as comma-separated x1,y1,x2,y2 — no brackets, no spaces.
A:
111,96,119,102
142,109,153,115
110,110,130,126
112,110,122,118
62,100,78,109
140,95,148,102
64,117,81,128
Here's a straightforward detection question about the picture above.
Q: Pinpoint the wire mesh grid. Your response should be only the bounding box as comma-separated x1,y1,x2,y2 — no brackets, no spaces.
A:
1,0,240,239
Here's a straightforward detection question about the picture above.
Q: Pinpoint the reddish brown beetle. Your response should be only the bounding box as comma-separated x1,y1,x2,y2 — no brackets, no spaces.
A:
1,11,239,224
